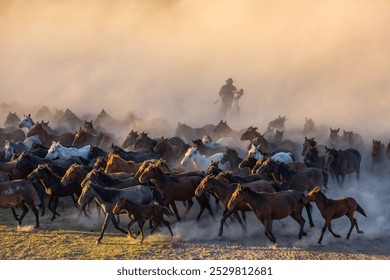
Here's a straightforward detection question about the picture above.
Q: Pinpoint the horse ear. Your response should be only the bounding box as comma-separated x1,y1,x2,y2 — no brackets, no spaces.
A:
336,128,340,132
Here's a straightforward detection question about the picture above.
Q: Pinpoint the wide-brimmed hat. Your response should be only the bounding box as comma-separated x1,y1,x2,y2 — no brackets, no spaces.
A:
226,78,234,83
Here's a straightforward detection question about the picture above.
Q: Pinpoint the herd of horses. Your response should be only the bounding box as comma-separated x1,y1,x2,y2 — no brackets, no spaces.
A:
0,110,381,245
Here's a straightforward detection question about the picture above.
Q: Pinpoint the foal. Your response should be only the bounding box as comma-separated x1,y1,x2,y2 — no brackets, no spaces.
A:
112,198,174,243
303,186,366,244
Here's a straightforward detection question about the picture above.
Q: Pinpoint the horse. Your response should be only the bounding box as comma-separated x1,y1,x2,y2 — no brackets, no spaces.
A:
191,139,227,157
246,144,293,164
72,128,112,150
107,144,159,163
268,115,287,131
249,134,297,158
133,132,157,151
180,147,229,171
27,164,81,221
153,137,188,165
370,140,388,175
3,136,42,161
46,141,90,160
0,127,26,148
81,169,141,189
303,145,325,169
87,145,107,163
4,111,21,127
227,184,308,244
324,146,361,187
238,155,258,174
104,154,142,174
27,122,74,147
342,130,364,149
327,127,344,148
112,198,174,243
78,181,164,244
138,164,213,222
303,186,366,244
174,122,212,143
121,130,139,149
195,175,279,237
18,113,35,130
303,117,316,136
256,158,326,193
211,120,241,140
0,179,40,228
301,136,326,157
220,147,247,175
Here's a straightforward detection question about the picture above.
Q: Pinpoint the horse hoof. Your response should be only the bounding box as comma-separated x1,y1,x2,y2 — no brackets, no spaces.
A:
358,231,364,234
335,235,341,238
96,240,101,245
217,235,223,241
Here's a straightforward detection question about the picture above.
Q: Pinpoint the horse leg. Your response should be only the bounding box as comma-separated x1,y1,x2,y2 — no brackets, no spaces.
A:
11,208,19,221
218,210,234,237
304,203,315,228
170,202,181,222
97,214,111,244
241,211,247,224
110,213,127,235
195,196,214,222
17,203,29,227
354,218,364,234
137,220,145,243
233,211,247,233
27,201,40,228
290,211,307,239
50,196,61,221
184,199,194,216
264,219,276,243
70,194,78,208
326,220,340,238
127,220,136,239
159,219,174,238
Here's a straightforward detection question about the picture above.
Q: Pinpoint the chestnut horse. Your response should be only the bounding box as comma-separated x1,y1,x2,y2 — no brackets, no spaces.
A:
227,184,308,244
303,186,366,244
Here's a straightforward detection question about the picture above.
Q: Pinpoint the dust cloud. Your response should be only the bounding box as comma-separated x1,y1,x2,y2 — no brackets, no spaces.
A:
1,0,390,137
1,1,390,244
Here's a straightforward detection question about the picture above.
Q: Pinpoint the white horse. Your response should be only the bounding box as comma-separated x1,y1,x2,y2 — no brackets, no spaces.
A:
4,136,42,161
202,135,236,148
247,144,293,164
180,147,229,171
18,114,34,130
46,141,90,160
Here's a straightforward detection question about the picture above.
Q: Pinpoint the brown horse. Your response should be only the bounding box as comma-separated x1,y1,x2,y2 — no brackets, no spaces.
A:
27,122,74,147
303,186,366,244
371,139,388,174
220,147,246,175
153,137,188,165
195,175,278,237
138,164,213,222
227,184,308,243
121,130,139,149
104,154,142,175
0,179,40,228
112,198,174,243
72,128,112,150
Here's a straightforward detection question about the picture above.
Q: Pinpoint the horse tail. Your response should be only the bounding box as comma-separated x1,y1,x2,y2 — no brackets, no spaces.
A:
356,202,367,217
162,206,174,217
149,186,166,206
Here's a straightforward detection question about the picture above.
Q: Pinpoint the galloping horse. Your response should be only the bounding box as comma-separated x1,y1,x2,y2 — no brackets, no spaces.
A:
78,182,165,244
180,147,229,171
303,186,366,244
324,146,361,186
227,184,308,244
112,198,174,243
0,179,40,228
46,142,90,160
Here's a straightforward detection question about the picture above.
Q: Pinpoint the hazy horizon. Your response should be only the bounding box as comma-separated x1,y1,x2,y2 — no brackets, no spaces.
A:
1,0,390,138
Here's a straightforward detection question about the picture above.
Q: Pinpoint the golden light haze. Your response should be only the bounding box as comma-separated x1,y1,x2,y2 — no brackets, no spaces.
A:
1,0,390,137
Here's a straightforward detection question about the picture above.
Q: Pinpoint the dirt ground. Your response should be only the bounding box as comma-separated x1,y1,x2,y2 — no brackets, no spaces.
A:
1,198,389,260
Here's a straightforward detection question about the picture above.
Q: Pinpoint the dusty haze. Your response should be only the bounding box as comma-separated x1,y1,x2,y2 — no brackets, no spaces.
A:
1,0,390,138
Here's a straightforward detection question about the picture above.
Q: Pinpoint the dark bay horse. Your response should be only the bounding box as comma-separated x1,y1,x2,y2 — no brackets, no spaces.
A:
78,182,163,244
27,164,82,221
107,144,159,163
303,186,366,244
227,184,307,244
195,175,279,237
371,139,388,174
27,122,74,147
324,147,361,187
121,130,139,149
0,179,40,228
138,164,213,222
153,137,188,165
112,198,174,243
